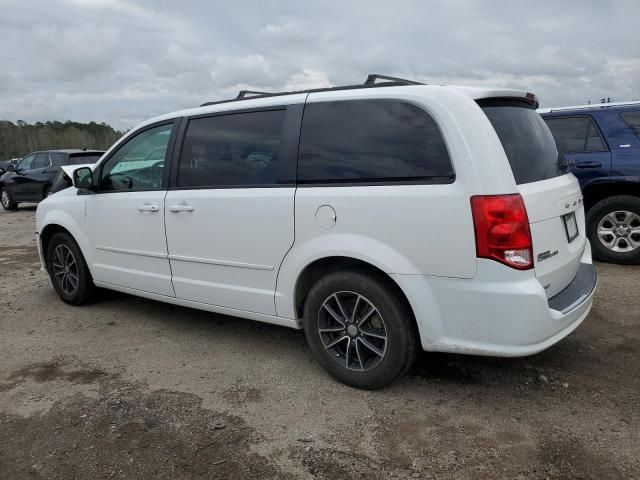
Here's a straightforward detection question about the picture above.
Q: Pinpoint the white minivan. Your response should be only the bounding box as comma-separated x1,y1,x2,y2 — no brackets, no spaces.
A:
36,74,596,389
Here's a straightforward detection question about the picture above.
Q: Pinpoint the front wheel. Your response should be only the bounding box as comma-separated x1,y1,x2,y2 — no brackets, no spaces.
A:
1,186,18,210
303,270,418,389
587,195,640,265
46,232,95,305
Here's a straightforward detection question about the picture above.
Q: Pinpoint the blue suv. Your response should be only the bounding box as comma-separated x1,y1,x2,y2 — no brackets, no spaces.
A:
540,102,640,265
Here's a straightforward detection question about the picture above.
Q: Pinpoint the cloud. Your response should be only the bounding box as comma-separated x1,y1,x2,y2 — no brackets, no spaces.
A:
63,0,151,17
0,0,638,130
284,70,333,91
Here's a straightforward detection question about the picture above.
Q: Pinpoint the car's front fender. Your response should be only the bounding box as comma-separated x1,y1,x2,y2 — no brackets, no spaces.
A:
36,190,93,275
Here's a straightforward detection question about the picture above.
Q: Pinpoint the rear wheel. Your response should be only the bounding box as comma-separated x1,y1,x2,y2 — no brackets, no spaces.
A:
587,195,640,265
1,186,18,210
46,232,95,305
303,270,418,389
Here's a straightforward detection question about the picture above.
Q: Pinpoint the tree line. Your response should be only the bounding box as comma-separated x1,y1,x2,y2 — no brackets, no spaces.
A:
0,120,123,160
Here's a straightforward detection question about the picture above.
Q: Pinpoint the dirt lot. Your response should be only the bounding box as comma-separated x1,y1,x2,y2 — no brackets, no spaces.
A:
1,205,639,479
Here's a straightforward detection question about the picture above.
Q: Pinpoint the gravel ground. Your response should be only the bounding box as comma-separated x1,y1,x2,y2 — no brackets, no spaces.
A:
1,205,639,479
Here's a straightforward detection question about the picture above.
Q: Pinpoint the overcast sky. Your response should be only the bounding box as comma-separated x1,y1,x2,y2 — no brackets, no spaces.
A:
0,0,638,130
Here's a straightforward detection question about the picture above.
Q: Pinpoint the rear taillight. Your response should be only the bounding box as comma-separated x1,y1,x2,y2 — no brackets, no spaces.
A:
470,194,533,270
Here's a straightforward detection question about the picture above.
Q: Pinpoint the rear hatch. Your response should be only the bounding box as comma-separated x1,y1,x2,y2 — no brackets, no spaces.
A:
480,99,585,298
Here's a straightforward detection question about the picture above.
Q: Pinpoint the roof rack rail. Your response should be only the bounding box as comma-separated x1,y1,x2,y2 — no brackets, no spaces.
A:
364,74,422,86
538,99,640,114
236,90,272,99
200,73,424,107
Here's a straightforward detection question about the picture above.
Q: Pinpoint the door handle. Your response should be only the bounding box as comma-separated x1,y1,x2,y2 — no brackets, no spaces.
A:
168,202,194,212
138,203,159,212
575,161,602,169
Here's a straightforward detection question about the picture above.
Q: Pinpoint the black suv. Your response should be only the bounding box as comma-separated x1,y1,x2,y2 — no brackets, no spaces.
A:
0,149,104,210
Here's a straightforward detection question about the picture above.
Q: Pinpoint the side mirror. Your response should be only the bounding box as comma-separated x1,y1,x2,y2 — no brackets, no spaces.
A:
73,167,95,193
7,164,15,172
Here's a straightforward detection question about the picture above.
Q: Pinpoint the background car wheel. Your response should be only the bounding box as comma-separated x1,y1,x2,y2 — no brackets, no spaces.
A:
303,269,418,389
46,232,95,305
587,195,640,265
1,187,18,210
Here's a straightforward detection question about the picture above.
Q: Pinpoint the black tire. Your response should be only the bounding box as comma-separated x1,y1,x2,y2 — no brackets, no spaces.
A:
303,270,418,389
46,232,95,305
586,195,640,265
1,186,18,210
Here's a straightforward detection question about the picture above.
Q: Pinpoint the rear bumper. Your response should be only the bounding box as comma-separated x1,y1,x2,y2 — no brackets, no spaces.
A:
547,262,596,314
392,241,596,357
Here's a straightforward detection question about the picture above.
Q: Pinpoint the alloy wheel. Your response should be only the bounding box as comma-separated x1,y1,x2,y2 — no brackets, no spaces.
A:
317,291,388,372
52,244,79,295
1,190,9,208
597,210,640,253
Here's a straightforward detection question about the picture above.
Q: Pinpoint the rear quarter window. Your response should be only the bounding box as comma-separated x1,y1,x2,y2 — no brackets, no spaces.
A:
480,100,561,185
298,100,454,184
50,152,68,167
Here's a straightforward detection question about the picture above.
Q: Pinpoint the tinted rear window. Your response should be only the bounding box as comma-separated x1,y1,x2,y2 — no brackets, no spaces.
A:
543,116,606,154
69,154,102,165
480,100,561,185
298,100,454,183
178,110,285,187
33,153,50,169
620,111,640,138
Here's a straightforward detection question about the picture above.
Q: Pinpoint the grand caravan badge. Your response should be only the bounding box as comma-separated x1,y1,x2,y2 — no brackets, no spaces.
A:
537,250,559,262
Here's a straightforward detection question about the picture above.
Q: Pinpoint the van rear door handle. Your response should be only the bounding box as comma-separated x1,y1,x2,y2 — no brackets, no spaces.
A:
168,202,194,212
138,203,159,212
575,161,602,169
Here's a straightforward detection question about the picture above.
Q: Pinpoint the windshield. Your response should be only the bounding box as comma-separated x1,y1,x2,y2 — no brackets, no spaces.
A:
480,100,562,185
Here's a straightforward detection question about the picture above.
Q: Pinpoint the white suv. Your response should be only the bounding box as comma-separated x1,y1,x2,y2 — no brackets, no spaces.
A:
36,74,597,389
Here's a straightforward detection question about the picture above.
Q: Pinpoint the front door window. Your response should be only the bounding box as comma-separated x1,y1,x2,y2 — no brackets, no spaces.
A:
17,154,36,172
100,124,173,192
